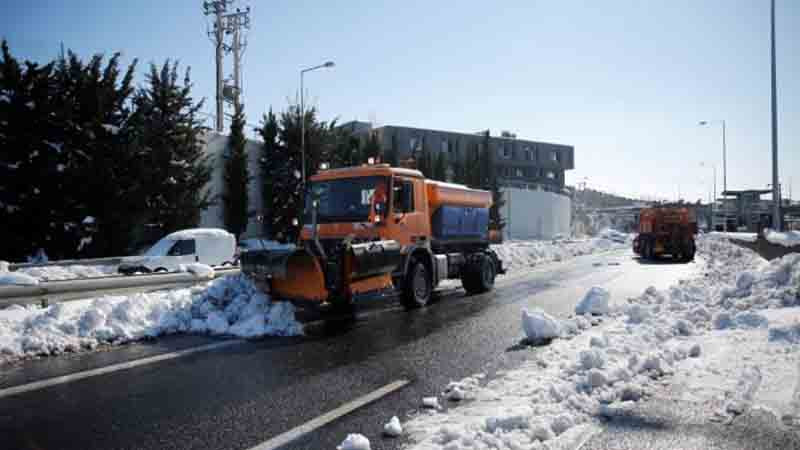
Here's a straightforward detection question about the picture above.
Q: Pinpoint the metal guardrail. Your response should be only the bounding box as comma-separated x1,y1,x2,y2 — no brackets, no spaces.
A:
0,268,241,308
8,256,124,271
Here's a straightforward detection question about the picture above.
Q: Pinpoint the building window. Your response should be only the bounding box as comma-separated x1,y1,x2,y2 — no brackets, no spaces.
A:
515,168,523,177
546,170,555,179
550,151,558,162
523,146,532,161
499,143,512,159
410,137,419,153
441,138,448,154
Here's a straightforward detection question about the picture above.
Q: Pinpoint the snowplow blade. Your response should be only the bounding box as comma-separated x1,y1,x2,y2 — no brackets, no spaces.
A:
346,240,403,280
239,247,296,280
270,250,329,303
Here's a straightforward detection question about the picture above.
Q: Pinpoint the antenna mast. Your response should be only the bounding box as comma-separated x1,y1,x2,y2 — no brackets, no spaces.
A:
203,0,251,132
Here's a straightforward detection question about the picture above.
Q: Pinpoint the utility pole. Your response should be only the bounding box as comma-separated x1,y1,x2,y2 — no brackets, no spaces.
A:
770,0,781,230
203,0,251,131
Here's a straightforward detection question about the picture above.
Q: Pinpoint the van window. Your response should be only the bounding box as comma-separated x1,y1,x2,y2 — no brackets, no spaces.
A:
168,239,196,256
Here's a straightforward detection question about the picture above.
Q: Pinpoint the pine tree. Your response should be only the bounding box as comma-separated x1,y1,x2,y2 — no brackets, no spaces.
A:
223,101,250,238
54,51,141,258
275,104,308,242
130,61,211,235
0,40,61,261
257,108,281,238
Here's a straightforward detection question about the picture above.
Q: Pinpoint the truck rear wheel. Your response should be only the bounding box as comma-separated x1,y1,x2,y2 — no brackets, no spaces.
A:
402,258,431,309
462,253,495,295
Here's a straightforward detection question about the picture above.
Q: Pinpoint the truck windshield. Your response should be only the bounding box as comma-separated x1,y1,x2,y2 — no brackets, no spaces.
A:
305,176,389,223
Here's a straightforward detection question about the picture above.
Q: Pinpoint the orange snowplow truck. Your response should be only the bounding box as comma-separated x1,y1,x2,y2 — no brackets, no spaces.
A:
240,164,505,312
633,206,697,262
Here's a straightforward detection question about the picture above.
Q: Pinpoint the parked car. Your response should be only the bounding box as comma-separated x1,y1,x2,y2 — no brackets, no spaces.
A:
118,228,236,274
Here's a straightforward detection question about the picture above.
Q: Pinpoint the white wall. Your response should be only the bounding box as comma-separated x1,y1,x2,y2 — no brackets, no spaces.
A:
503,187,572,240
198,132,265,238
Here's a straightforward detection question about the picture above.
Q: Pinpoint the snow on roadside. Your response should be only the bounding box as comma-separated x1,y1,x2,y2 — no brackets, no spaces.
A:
0,271,40,286
765,229,800,248
709,231,758,243
14,264,117,281
491,229,630,273
398,235,800,449
0,274,302,364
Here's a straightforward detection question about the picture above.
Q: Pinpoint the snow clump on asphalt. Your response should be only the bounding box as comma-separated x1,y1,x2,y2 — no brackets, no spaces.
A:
521,308,562,343
383,416,403,437
398,235,800,449
0,274,302,364
575,286,610,315
337,433,371,450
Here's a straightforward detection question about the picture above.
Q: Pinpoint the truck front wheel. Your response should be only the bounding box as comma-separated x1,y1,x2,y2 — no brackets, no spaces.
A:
402,258,431,309
462,253,495,295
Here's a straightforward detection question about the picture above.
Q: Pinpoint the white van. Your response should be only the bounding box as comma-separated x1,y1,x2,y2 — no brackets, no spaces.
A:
119,228,236,274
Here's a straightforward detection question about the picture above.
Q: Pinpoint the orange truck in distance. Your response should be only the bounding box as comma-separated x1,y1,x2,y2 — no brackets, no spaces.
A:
633,206,697,262
240,164,505,312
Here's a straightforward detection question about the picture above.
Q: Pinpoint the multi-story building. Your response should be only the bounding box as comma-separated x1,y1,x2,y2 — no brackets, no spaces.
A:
340,122,575,239
339,122,574,191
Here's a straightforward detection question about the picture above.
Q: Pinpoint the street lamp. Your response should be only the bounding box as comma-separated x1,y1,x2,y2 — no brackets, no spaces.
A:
698,119,727,193
700,162,716,230
300,61,335,185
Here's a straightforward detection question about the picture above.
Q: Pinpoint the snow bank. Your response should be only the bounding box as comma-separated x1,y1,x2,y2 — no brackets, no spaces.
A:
0,271,40,286
709,232,758,242
765,230,800,248
398,234,800,449
15,264,117,281
0,274,302,363
491,231,630,273
575,287,610,315
521,308,562,342
179,263,215,278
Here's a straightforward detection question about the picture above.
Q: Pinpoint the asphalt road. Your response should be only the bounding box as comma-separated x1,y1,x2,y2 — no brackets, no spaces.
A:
1,249,714,450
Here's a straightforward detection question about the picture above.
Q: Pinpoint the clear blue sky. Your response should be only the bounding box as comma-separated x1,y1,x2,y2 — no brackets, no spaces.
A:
2,0,797,202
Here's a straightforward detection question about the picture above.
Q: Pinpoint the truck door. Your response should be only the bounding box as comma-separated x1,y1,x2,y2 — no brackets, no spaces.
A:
391,177,431,247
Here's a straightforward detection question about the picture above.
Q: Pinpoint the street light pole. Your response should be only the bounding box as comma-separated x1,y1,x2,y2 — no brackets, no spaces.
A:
299,61,335,186
770,0,781,230
699,120,726,193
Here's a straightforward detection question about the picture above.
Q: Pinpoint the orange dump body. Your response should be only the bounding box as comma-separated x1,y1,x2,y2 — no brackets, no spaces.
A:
425,180,492,213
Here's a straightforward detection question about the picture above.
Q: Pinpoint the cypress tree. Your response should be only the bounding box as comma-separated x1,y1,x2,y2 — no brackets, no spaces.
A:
257,108,281,238
223,101,250,238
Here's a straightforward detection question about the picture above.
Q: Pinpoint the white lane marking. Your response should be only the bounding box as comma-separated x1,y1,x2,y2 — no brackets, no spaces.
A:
0,339,245,400
247,379,410,450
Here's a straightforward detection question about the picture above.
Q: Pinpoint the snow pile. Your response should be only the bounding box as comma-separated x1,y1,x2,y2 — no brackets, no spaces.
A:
337,434,371,450
765,229,800,248
574,287,610,315
0,274,302,363
16,264,117,281
709,231,758,243
179,263,215,278
0,271,40,286
522,308,562,343
400,235,800,449
491,231,630,272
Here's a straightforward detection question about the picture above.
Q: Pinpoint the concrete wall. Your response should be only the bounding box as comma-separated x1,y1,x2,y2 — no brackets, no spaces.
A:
198,132,265,238
503,188,572,240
